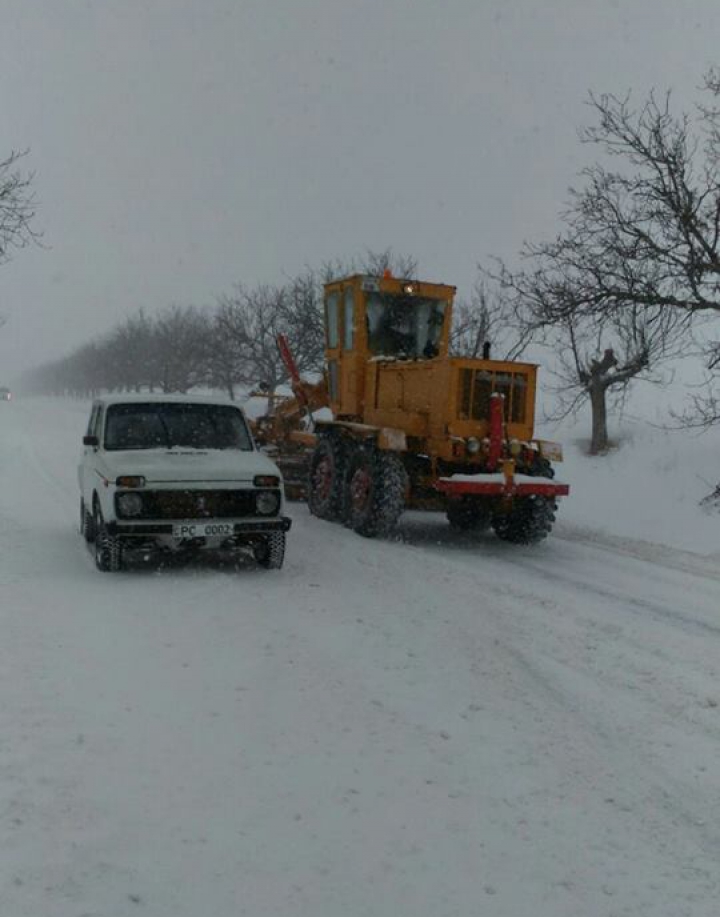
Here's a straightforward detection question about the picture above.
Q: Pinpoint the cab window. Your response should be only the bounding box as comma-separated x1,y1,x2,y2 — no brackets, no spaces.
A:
343,288,354,350
325,292,340,349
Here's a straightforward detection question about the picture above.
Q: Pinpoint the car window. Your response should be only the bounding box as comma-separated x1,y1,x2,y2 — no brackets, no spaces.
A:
86,405,99,437
104,403,253,451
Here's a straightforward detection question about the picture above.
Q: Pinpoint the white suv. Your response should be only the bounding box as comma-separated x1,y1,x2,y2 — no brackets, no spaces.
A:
78,395,291,571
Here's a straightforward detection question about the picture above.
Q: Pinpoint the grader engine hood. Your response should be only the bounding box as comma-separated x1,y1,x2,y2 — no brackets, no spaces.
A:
451,360,538,443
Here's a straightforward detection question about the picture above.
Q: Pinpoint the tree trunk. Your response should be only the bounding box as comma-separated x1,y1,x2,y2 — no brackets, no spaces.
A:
588,382,610,454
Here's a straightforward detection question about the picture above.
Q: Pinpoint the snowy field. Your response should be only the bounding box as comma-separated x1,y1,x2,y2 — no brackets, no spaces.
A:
2,397,720,917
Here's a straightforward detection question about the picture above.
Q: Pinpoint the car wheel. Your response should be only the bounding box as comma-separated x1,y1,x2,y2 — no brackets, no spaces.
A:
255,532,286,570
81,499,96,543
93,504,123,572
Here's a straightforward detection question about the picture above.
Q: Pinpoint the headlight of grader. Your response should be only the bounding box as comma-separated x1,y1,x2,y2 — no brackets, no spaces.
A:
466,436,481,455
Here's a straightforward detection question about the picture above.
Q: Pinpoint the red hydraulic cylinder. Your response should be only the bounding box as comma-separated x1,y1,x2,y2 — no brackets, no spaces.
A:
487,392,504,471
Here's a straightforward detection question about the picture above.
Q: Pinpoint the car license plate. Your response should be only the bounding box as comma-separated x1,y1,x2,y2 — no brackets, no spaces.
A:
172,521,235,539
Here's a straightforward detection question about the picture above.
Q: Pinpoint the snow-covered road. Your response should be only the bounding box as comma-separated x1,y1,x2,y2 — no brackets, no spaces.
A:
2,399,719,916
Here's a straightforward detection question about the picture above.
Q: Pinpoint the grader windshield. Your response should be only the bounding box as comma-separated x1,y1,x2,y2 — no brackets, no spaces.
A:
366,292,447,359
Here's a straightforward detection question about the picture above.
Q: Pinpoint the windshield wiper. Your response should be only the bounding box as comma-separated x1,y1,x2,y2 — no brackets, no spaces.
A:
157,415,174,449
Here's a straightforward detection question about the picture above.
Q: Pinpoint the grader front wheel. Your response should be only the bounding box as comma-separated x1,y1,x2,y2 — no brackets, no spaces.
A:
492,496,556,545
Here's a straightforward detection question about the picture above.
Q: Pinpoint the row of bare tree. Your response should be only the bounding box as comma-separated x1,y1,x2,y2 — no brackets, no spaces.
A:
23,276,322,400
24,251,509,401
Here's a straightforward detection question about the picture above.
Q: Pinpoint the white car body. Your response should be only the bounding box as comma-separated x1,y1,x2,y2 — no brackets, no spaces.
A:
78,394,291,570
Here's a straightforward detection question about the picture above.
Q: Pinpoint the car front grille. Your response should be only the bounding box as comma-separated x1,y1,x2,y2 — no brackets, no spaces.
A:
116,489,260,520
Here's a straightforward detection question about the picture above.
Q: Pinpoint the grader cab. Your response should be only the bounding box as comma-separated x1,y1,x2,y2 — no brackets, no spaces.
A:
256,272,569,543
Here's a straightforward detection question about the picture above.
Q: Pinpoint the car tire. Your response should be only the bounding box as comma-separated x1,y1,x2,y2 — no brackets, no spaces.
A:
93,505,124,572
81,499,96,543
255,532,286,570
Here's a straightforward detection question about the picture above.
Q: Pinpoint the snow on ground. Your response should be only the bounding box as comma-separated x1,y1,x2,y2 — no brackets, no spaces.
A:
1,397,720,916
554,414,720,555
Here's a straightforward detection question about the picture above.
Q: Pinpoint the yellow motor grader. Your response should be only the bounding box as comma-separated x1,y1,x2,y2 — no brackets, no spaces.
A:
253,271,569,544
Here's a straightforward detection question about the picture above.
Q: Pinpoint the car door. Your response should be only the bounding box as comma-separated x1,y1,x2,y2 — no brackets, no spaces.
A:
78,403,101,501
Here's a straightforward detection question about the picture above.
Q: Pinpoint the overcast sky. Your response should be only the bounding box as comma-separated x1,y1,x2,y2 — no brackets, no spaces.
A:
1,0,719,379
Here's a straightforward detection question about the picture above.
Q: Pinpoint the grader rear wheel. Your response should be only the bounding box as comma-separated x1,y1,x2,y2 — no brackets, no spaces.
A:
492,496,555,545
345,447,407,538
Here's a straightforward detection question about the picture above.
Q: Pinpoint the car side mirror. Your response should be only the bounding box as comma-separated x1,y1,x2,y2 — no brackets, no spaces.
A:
83,435,99,447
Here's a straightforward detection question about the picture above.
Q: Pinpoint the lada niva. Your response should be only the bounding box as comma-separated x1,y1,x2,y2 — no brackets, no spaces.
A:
78,395,291,571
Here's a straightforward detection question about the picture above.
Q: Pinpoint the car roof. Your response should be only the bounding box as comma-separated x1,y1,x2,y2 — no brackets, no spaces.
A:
94,393,245,410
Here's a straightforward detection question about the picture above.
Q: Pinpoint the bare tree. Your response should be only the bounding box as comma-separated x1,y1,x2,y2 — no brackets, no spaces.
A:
1,149,39,330
104,310,159,392
501,82,720,321
214,271,327,398
281,269,325,372
205,309,246,400
320,248,419,283
451,278,532,360
215,285,293,397
494,71,720,428
153,305,212,393
542,306,689,452
1,149,38,263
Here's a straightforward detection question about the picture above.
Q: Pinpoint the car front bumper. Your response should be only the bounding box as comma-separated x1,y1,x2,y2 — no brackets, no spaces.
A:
106,516,292,537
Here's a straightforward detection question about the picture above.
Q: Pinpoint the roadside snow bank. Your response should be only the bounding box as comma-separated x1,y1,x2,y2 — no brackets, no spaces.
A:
548,417,720,555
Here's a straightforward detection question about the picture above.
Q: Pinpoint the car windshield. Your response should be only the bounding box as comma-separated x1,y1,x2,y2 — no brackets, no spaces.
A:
104,402,253,451
366,293,447,359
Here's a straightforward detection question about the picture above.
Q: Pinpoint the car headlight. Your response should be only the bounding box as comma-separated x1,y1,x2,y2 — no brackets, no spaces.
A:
255,490,280,516
117,492,144,517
